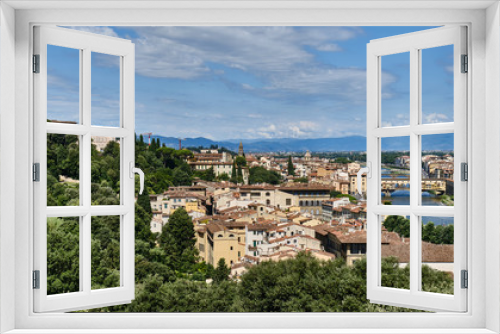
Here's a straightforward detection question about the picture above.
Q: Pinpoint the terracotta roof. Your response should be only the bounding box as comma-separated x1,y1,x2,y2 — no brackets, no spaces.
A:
247,224,274,231
381,242,410,263
188,161,233,166
164,191,206,200
331,230,367,244
422,242,454,263
206,224,226,234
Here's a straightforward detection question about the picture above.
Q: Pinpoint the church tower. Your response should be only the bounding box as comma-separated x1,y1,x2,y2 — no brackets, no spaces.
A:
238,141,244,156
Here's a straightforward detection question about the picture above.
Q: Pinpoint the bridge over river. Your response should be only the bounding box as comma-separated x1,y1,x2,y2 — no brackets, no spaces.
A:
381,177,448,197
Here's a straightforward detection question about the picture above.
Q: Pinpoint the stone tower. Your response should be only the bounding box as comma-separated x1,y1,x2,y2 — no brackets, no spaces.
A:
238,141,244,156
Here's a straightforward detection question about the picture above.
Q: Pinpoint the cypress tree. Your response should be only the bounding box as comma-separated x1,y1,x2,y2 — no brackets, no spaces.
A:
230,162,237,183
159,208,198,272
137,190,152,214
213,258,231,284
237,166,243,184
287,156,295,176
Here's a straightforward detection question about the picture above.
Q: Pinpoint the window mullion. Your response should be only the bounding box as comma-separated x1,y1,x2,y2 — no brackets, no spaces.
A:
409,47,420,294
82,47,92,294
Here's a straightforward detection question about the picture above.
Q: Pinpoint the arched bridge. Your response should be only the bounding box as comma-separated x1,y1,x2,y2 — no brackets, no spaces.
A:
381,177,447,197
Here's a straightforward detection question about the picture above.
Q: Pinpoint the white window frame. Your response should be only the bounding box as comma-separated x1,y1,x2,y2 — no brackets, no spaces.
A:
366,26,468,312
0,1,499,333
32,25,136,313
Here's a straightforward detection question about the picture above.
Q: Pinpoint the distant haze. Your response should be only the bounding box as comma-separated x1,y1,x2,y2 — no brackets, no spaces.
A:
150,134,454,153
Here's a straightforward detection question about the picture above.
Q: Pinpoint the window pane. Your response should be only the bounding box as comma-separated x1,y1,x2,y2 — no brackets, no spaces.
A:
47,45,80,124
381,52,410,127
381,215,410,290
421,133,454,206
421,45,454,124
91,137,120,205
47,134,80,206
91,52,120,127
47,217,80,295
91,216,120,290
421,216,454,294
381,136,410,205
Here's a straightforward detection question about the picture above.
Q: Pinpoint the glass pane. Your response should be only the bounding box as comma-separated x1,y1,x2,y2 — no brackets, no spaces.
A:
421,133,454,206
47,217,80,295
91,137,120,205
381,136,410,205
421,45,454,124
47,45,80,124
381,52,410,127
421,216,454,294
91,216,120,290
91,52,121,127
381,215,410,290
47,134,80,206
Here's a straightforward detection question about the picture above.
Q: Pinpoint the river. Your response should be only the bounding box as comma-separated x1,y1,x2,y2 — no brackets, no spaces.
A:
380,168,453,226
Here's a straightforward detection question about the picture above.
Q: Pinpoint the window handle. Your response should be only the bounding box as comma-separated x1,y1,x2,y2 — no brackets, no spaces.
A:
357,162,371,195
130,162,145,195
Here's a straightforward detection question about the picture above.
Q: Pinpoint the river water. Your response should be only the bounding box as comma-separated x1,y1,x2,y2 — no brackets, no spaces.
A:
380,169,453,226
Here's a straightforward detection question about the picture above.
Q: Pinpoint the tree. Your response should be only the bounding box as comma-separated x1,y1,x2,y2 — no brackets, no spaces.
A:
172,167,192,186
159,208,198,272
335,157,352,164
335,193,358,204
330,190,341,198
287,156,295,176
137,190,152,214
383,215,410,238
230,163,237,183
293,177,308,183
422,222,436,243
237,166,244,184
248,166,281,185
213,258,231,284
217,173,230,181
235,156,247,167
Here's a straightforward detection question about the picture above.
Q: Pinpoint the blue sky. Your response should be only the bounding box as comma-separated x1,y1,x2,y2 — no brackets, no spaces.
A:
48,26,454,140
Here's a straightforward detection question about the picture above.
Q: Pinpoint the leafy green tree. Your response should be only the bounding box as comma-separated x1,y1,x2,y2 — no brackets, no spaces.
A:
249,166,281,185
330,190,341,198
293,177,308,183
335,193,358,204
217,173,230,181
421,222,453,245
159,208,199,272
137,190,152,213
287,156,295,176
442,224,454,244
335,157,352,164
422,222,436,243
47,217,80,294
194,167,215,182
172,167,192,186
383,215,410,238
230,162,237,183
213,258,231,284
235,156,247,167
237,166,244,184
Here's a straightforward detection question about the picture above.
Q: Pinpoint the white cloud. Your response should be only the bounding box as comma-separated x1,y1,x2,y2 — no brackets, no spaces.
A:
76,26,361,81
66,26,119,38
265,66,367,101
425,113,450,123
316,44,343,52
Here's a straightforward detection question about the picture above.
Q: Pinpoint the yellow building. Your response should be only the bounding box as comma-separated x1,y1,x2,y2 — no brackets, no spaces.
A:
195,223,246,266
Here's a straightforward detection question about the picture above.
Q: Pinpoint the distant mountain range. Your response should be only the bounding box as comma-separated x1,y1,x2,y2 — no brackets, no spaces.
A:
149,134,454,153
